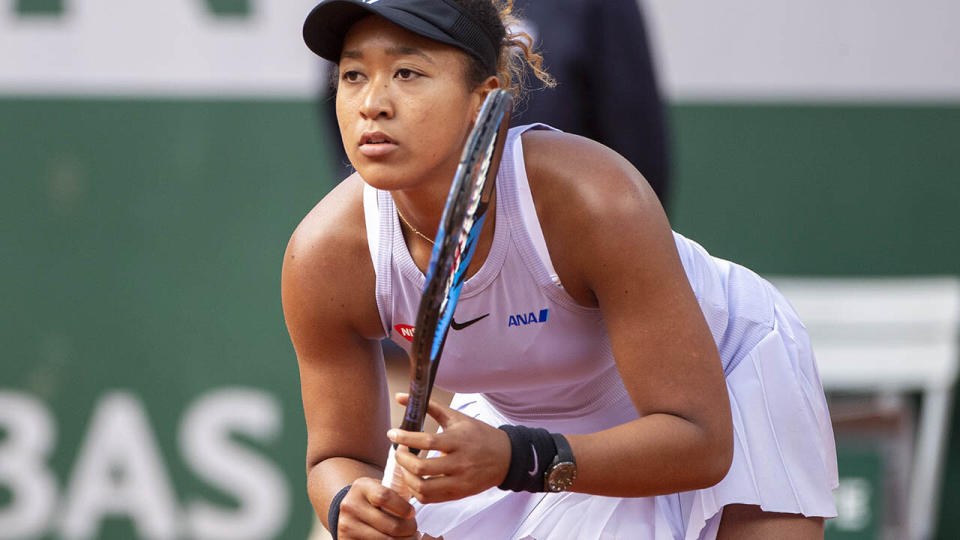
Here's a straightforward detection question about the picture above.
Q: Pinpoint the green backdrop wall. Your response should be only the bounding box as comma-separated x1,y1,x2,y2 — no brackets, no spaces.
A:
1,98,958,538
1,99,333,539
670,104,960,276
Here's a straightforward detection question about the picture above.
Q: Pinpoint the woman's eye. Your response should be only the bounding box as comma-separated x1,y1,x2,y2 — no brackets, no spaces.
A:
342,71,363,83
395,69,419,80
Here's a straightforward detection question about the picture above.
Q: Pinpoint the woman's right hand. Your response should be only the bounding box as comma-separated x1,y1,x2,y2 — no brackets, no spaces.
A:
335,477,419,539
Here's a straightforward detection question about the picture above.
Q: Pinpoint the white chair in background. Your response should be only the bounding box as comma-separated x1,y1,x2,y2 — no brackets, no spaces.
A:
772,276,960,540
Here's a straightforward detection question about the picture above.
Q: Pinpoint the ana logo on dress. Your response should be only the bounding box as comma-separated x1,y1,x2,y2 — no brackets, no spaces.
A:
507,309,549,328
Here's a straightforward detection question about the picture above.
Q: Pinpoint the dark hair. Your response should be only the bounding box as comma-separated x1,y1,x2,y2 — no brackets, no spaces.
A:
450,0,506,86
451,0,555,98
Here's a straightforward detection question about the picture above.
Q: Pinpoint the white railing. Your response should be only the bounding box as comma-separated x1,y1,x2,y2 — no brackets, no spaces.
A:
773,276,960,540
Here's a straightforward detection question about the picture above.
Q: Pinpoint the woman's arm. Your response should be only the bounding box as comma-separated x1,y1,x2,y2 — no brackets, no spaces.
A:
527,130,733,496
282,177,416,538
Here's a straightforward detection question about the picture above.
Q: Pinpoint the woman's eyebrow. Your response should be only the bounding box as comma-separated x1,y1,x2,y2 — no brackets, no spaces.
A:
340,46,434,62
386,46,434,62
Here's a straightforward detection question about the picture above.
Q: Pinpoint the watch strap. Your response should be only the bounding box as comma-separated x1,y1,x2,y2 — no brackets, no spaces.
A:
544,433,577,492
550,433,574,465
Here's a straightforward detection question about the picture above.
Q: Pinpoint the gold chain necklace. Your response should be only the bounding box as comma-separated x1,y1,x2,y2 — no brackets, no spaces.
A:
396,207,435,246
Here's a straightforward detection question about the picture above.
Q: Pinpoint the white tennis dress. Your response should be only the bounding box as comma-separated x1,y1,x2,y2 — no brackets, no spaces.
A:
362,124,838,539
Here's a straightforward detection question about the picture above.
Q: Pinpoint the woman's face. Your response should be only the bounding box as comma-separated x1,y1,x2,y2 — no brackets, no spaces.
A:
336,16,490,192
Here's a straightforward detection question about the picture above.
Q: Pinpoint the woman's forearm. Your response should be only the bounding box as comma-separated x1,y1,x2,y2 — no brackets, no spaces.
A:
308,456,385,528
567,412,732,497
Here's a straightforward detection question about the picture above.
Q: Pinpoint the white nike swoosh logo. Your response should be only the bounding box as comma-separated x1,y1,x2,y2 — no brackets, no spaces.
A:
527,444,539,476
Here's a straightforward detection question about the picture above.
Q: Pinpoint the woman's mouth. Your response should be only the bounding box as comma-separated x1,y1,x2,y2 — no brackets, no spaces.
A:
359,132,398,157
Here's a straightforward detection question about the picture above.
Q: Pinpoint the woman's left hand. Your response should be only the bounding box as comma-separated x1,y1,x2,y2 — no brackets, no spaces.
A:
388,394,511,504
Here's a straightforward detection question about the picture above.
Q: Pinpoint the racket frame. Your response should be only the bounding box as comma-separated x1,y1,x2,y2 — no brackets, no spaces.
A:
381,89,513,494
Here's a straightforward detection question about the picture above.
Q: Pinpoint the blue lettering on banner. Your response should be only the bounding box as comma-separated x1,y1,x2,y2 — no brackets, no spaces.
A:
507,309,549,327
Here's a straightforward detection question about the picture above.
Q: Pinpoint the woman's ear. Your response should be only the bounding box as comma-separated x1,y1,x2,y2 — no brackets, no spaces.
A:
474,75,503,117
480,75,502,94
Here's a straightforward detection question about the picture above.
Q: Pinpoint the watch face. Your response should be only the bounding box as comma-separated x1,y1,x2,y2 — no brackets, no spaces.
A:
545,462,577,492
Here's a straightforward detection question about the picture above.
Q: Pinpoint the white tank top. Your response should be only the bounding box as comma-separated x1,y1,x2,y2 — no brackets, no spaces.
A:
363,124,775,430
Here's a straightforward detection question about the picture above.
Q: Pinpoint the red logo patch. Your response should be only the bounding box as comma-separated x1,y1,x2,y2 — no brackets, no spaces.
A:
394,324,415,342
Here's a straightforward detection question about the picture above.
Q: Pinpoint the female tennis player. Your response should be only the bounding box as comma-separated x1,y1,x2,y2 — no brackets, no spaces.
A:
284,1,838,538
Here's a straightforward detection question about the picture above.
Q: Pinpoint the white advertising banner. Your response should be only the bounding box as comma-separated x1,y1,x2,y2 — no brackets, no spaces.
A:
2,0,959,100
0,0,323,97
643,0,960,101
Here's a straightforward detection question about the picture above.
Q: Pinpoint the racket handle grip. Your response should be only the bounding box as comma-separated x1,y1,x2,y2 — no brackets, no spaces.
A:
381,445,411,499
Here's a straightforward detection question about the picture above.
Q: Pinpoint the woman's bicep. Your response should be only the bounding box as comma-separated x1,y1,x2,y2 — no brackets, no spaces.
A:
527,134,734,491
297,333,391,471
281,213,391,473
579,189,734,479
591,218,723,420
529,133,728,430
585,193,730,442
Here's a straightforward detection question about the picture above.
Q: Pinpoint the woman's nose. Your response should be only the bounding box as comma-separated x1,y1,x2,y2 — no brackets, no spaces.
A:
359,80,394,120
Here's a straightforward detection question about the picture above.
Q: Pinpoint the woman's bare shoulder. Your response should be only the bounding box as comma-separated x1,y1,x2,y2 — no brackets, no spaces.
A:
519,129,659,212
283,173,383,340
517,130,671,304
290,173,367,253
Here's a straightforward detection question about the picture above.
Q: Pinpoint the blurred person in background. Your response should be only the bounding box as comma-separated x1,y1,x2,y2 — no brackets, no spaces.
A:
510,0,670,208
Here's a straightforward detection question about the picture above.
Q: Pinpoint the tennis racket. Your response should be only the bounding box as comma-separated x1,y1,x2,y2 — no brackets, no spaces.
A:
382,89,513,495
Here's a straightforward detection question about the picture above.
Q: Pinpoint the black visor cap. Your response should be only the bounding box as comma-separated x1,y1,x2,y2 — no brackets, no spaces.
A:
303,0,499,73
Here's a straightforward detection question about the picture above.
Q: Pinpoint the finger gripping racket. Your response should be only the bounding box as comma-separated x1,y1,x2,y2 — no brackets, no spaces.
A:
382,89,513,495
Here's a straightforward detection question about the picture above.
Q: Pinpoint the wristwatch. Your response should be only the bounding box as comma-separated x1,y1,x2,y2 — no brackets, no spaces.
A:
544,433,577,492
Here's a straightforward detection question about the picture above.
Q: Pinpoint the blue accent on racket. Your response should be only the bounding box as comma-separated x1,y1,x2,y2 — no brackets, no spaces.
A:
395,89,513,438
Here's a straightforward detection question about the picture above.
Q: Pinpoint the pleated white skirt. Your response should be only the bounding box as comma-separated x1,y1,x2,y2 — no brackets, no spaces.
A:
413,288,838,540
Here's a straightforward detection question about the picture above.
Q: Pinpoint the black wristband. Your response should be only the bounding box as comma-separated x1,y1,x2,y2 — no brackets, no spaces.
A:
497,425,558,492
327,484,351,540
